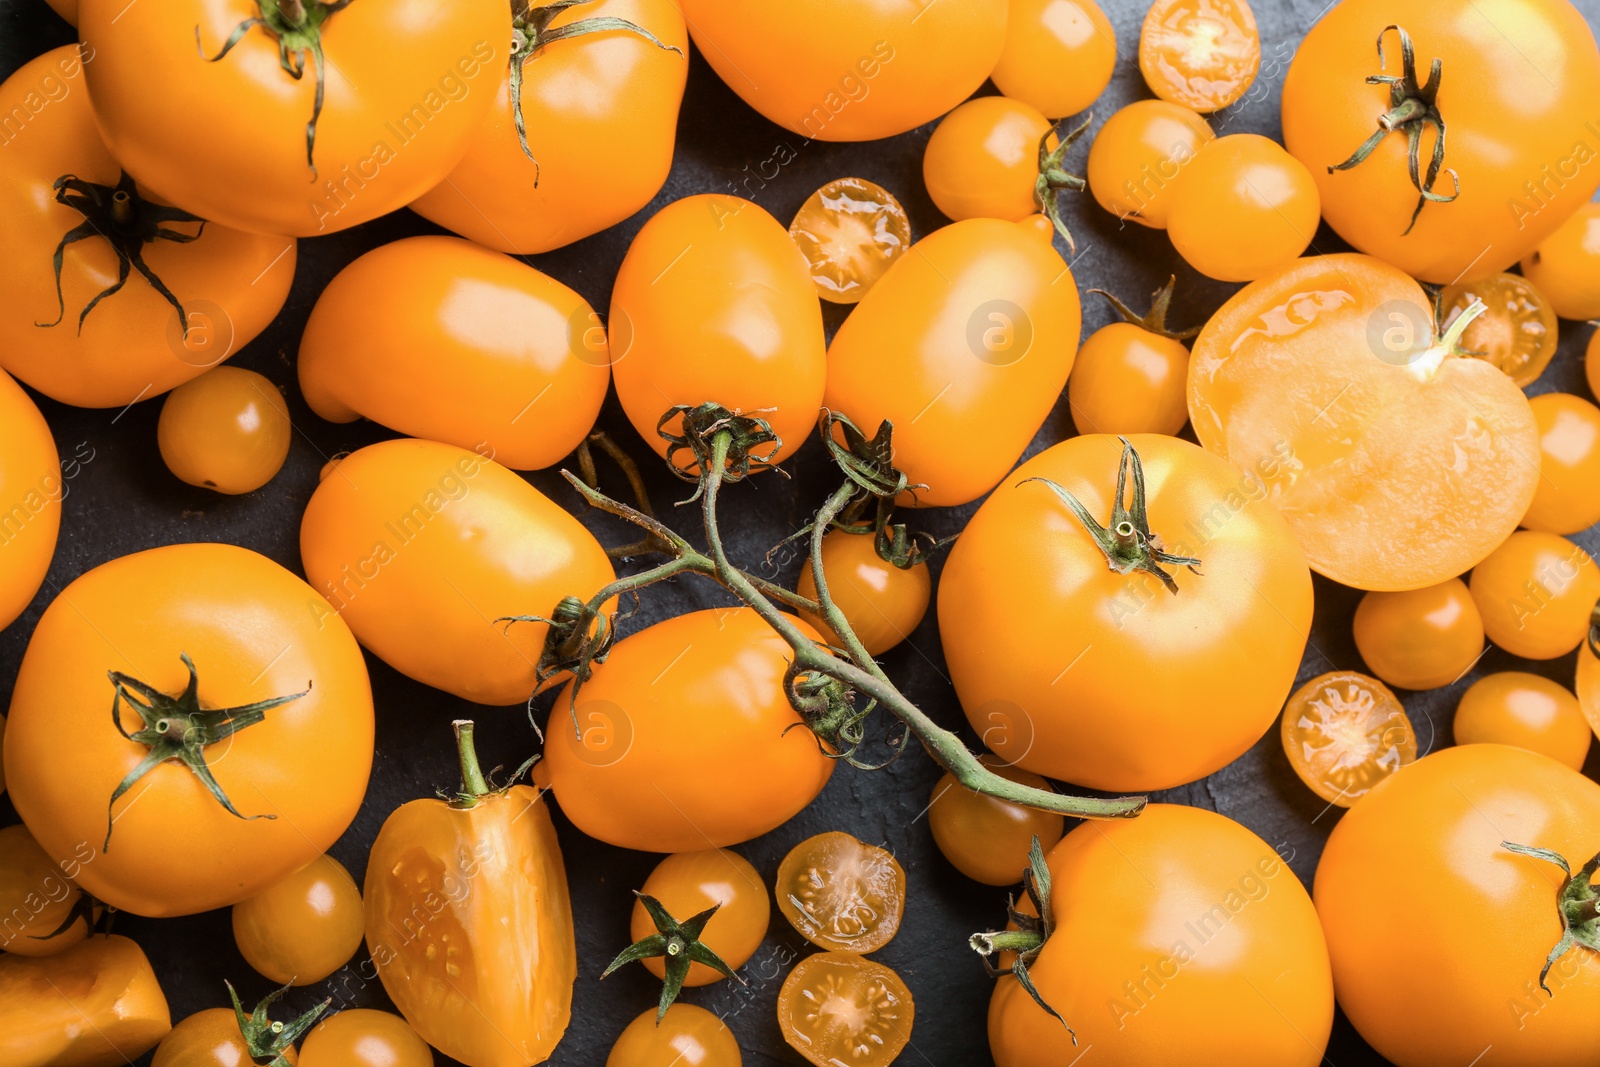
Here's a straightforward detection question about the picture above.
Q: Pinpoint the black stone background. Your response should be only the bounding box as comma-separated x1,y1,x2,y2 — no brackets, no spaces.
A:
4,1,1600,1064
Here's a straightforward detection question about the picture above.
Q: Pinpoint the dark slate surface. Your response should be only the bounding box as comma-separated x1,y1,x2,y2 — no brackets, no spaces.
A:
3,1,1599,1064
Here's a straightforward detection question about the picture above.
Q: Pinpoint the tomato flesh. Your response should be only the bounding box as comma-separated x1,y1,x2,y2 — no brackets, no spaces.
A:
777,832,904,954
778,951,913,1067
1280,671,1416,806
1139,0,1260,112
789,178,910,304
1439,272,1557,388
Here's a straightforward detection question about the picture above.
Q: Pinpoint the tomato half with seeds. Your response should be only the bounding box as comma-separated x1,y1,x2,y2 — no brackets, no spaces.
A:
0,935,171,1067
1316,744,1600,1066
607,1004,741,1067
411,0,688,255
299,236,610,470
1280,670,1416,807
1470,531,1600,660
5,543,373,918
299,1010,433,1067
232,854,364,987
1454,672,1591,771
1188,253,1540,591
992,0,1116,119
788,178,911,305
1439,272,1558,388
929,756,1065,886
940,434,1312,791
1086,99,1213,228
777,832,904,954
0,825,95,957
1523,202,1600,321
1165,134,1320,282
1352,579,1484,691
0,368,60,633
824,217,1082,508
1282,0,1600,283
158,367,291,495
630,850,769,985
778,952,913,1067
1522,393,1600,535
1139,0,1260,112
796,529,931,656
0,47,294,409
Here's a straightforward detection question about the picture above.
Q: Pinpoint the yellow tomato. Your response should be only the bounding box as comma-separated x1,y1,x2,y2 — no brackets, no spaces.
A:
157,367,291,494
923,97,1054,225
1470,531,1600,660
1523,393,1600,535
1523,203,1600,321
992,0,1116,118
1454,672,1591,771
1086,99,1214,228
0,367,60,632
231,854,364,987
0,935,171,1067
0,824,94,957
796,530,931,656
1351,579,1484,690
1165,134,1320,282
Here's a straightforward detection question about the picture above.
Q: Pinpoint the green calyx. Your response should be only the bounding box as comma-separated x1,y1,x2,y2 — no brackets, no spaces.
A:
1090,275,1201,342
782,660,908,770
1501,841,1600,995
30,890,108,945
1328,24,1458,235
1020,436,1201,595
198,0,351,178
659,402,783,494
510,0,682,175
1034,114,1092,254
105,653,310,851
970,836,1076,1042
227,981,331,1067
38,172,205,335
600,892,741,1022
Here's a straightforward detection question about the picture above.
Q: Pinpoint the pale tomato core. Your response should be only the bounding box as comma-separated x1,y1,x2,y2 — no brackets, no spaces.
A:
789,178,911,303
1280,670,1417,806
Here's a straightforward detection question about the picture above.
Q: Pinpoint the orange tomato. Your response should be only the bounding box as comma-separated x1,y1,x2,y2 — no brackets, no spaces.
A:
1351,579,1484,690
788,177,911,304
1523,202,1600,321
0,47,294,409
796,529,931,656
1589,330,1600,402
0,367,60,632
80,0,506,236
778,952,913,1067
1577,641,1600,739
411,0,688,255
299,438,614,705
1067,281,1196,436
923,96,1056,225
232,854,364,987
611,195,826,467
1086,99,1214,229
1523,393,1600,534
299,1010,433,1067
1139,0,1260,112
1165,134,1320,282
157,367,291,495
299,236,609,470
629,850,769,986
1279,670,1416,807
0,935,171,1067
1439,272,1558,388
824,217,1082,507
679,0,1006,141
1470,530,1600,660
1188,253,1540,591
928,756,1065,886
992,0,1116,118
1455,672,1591,771
0,824,94,957
607,1004,741,1067
776,832,905,954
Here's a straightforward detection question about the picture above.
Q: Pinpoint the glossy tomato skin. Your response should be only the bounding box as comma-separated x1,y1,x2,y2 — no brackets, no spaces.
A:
1068,322,1190,436
0,934,172,1067
631,850,769,985
299,439,614,706
545,608,834,852
1316,744,1600,1066
412,0,687,255
0,824,94,957
1523,203,1600,321
231,854,364,987
153,1008,296,1067
928,756,1065,886
157,367,292,495
0,368,60,632
1522,393,1600,535
796,530,931,656
1165,134,1320,282
1351,579,1484,691
1454,672,1591,771
939,434,1312,791
989,805,1333,1067
5,543,373,918
992,0,1116,119
80,0,505,237
366,782,574,1067
299,1010,433,1067
611,195,826,466
923,97,1052,224
0,47,294,409
680,0,1006,142
1470,531,1600,660
299,237,609,470
825,217,1082,508
1576,642,1600,738
1086,99,1213,228
607,1004,741,1067
1282,0,1600,284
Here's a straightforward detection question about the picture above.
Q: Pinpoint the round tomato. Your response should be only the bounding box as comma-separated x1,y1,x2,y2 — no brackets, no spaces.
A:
299,438,614,705
778,951,913,1067
1086,99,1213,228
1280,670,1416,806
1316,744,1600,1065
1139,0,1260,113
0,824,94,957
788,177,911,305
992,0,1116,119
5,543,373,918
923,96,1058,226
154,989,326,1067
1589,330,1600,402
1455,672,1591,771
824,217,1082,508
1470,530,1600,660
1165,134,1320,282
1439,272,1558,388
939,434,1312,791
987,804,1332,1066
299,236,609,471
232,854,363,987
1523,393,1600,534
544,607,834,851
1282,0,1600,284
1352,579,1485,690
607,1004,740,1067
1523,202,1600,321
80,0,505,237
1577,640,1600,737
411,0,687,255
630,849,769,986
929,756,1065,886
796,529,931,656
0,935,171,1067
678,0,1006,142
299,1010,432,1067
776,832,904,954
1188,253,1540,591
0,47,294,409
157,367,291,495
611,195,826,467
1068,280,1196,436
0,367,60,632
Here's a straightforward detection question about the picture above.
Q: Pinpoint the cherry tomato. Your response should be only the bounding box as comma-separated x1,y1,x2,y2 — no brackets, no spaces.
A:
299,438,614,706
928,755,1065,886
366,723,574,1067
607,1004,740,1067
1523,202,1600,321
1523,392,1600,535
0,367,60,632
796,530,931,656
611,195,826,467
80,0,506,237
1086,99,1214,228
777,951,913,1067
299,1010,432,1067
630,850,769,986
154,990,325,1067
1315,744,1600,1065
1438,272,1558,388
923,97,1054,225
988,805,1333,1067
940,434,1312,792
0,47,294,409
157,367,290,495
824,217,1082,507
1454,672,1591,771
679,0,1006,142
1279,670,1416,807
231,854,364,987
1139,0,1259,113
0,824,95,957
788,178,911,305
411,0,688,255
299,236,609,470
545,608,835,852
5,543,373,918
776,832,904,954
992,0,1116,118
0,935,171,1067
1351,579,1484,691
1165,134,1320,282
1470,530,1600,660
1068,281,1195,436
1189,253,1540,591
1577,641,1600,739
1282,0,1600,284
